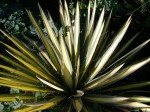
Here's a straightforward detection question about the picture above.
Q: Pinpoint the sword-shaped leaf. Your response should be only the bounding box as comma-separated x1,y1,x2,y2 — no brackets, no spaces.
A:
0,94,34,102
0,65,38,82
83,64,124,91
26,10,60,69
59,0,65,26
84,95,150,108
99,57,150,89
60,34,73,89
104,32,140,68
83,2,91,43
15,96,65,112
47,11,58,35
0,77,39,87
64,0,74,47
106,39,150,71
89,16,131,80
73,98,83,112
84,8,105,69
80,22,104,81
0,41,42,70
6,51,60,87
0,54,39,77
0,30,49,73
141,108,150,112
93,10,112,60
38,4,61,58
86,0,96,38
0,82,48,93
37,76,64,92
0,72,38,84
82,0,96,61
102,81,150,92
74,1,80,67
129,96,150,103
22,34,57,71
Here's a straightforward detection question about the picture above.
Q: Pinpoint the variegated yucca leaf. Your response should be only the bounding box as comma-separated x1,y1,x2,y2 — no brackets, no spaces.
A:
0,0,150,111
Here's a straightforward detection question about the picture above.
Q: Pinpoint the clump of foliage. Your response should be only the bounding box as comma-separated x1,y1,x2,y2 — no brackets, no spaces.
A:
0,1,41,38
0,0,150,112
0,88,23,112
122,0,150,29
0,3,27,36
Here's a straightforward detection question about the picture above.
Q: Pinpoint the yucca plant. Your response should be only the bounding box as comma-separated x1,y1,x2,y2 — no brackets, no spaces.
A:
0,0,150,111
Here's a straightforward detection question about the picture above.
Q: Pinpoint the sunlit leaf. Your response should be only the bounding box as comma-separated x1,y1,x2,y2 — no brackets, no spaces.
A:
0,94,34,102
